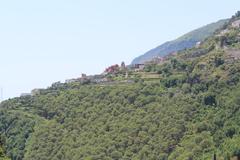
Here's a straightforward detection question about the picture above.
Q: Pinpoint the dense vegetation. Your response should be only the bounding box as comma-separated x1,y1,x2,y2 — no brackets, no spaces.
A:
132,19,227,64
1,13,240,160
0,140,9,160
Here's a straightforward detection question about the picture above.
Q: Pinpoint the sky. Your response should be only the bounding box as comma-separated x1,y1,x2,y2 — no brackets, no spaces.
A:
0,0,240,100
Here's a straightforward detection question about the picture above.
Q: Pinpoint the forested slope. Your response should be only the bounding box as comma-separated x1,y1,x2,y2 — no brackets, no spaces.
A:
1,13,240,160
0,140,9,160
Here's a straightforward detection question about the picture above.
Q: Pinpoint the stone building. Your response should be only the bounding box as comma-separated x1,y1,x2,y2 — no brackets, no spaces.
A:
133,64,145,71
232,19,240,28
104,64,120,74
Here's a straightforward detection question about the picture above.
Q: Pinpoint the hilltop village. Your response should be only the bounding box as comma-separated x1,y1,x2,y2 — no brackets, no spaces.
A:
20,18,240,97
60,53,178,86
20,55,171,97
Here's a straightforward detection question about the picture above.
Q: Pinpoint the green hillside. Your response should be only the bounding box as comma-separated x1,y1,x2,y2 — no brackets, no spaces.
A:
132,19,228,64
0,143,9,160
1,12,240,160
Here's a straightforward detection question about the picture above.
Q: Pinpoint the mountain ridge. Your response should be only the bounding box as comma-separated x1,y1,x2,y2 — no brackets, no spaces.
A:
132,19,228,64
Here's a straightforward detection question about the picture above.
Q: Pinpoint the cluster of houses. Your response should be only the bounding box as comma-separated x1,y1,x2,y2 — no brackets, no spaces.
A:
20,19,240,98
20,74,111,97
65,73,109,84
102,57,167,74
59,62,128,86
20,58,170,97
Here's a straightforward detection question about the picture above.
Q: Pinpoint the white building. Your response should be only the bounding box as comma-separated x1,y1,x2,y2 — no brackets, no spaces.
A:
195,41,202,48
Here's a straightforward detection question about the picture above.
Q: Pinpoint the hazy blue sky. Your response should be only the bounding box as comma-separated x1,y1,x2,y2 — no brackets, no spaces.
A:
0,0,240,99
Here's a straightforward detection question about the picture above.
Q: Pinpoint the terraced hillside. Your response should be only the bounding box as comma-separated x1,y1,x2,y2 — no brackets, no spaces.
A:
1,12,240,160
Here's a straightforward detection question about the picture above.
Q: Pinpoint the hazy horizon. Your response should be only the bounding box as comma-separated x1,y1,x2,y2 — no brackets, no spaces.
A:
0,0,240,100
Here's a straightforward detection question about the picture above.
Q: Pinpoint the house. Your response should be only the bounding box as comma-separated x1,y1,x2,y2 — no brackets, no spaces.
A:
75,75,93,84
195,41,202,48
133,64,145,71
79,78,90,84
232,19,240,28
104,64,120,74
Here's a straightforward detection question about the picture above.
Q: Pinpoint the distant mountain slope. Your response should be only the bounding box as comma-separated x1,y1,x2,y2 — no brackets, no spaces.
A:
132,19,228,64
